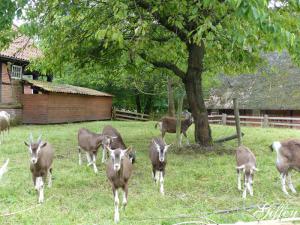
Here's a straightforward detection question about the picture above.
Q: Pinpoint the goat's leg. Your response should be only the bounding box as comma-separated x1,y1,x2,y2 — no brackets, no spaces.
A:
155,170,159,185
86,152,92,166
183,132,189,145
122,184,128,209
280,173,289,195
92,153,98,173
249,176,254,196
113,189,120,223
78,146,82,165
48,168,52,188
179,133,183,147
152,168,156,182
237,170,242,191
287,173,297,193
159,171,165,195
36,176,44,203
101,147,106,163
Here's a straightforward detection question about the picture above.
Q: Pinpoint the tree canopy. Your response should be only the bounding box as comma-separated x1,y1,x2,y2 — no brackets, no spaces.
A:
2,0,300,146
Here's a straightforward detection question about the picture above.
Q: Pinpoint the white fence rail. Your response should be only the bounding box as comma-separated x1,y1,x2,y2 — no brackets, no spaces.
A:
208,114,300,128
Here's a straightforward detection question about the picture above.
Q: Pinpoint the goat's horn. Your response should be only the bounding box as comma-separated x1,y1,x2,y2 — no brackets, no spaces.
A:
29,133,33,143
37,134,42,143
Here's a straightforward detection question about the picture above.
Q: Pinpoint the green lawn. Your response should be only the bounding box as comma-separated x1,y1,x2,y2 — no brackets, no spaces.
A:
0,121,299,225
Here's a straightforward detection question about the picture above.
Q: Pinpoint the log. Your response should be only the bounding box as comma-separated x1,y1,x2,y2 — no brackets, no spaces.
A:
214,133,245,144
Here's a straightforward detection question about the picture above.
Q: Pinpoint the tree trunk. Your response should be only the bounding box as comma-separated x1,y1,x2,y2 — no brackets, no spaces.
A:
135,94,142,113
144,95,153,114
167,76,175,117
183,42,212,147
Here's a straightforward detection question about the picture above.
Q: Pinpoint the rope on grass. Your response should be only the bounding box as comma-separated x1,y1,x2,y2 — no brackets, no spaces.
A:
0,195,54,217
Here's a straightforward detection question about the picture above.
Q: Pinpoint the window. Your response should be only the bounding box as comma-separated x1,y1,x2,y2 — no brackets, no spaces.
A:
11,65,23,79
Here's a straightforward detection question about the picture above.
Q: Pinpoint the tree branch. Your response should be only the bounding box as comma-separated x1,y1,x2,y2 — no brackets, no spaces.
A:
139,53,185,79
135,0,188,43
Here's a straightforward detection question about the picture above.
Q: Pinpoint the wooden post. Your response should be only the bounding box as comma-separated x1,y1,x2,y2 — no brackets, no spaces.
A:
222,113,227,125
176,93,184,147
233,98,242,146
263,114,269,128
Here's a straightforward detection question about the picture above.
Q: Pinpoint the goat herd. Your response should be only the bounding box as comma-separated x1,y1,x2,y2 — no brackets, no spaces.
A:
0,110,300,223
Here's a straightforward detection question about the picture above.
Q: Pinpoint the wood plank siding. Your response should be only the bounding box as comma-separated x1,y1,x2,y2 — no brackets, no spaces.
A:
22,93,112,124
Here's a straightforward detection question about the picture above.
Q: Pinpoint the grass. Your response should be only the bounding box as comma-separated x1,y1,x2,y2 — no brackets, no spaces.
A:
0,121,300,225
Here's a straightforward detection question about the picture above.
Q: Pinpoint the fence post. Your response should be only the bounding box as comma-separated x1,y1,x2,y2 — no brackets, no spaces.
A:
222,113,227,125
263,114,269,128
233,98,242,146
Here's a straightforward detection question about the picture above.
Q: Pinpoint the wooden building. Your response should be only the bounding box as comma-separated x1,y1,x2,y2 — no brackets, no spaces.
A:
206,51,300,118
0,27,113,124
22,80,113,124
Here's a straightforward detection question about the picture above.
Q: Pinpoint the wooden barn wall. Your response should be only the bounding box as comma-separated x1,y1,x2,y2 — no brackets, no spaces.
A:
22,93,112,124
22,94,49,124
1,63,13,103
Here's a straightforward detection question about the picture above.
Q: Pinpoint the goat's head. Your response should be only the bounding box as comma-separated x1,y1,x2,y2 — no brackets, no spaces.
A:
24,134,47,164
182,110,193,123
98,135,117,149
108,147,128,171
153,140,171,162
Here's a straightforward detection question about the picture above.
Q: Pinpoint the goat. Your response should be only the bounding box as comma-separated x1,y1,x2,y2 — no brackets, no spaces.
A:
155,111,193,146
149,137,171,195
106,147,133,223
0,111,10,144
270,139,300,195
0,158,9,180
236,145,258,199
24,134,54,203
77,128,113,173
102,125,136,164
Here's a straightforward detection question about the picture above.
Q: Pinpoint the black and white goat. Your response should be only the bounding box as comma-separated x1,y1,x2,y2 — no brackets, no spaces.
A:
270,139,300,195
155,111,193,146
236,145,258,199
149,137,171,195
106,147,133,223
24,134,54,203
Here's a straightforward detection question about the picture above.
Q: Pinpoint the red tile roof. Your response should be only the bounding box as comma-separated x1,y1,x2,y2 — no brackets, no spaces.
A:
0,31,42,62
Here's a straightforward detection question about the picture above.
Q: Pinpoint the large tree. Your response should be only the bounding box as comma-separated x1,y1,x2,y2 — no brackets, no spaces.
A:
21,0,300,146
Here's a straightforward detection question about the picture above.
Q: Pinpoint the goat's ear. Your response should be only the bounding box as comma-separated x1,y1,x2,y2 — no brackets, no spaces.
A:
252,166,259,172
165,144,172,151
24,141,30,147
40,142,47,148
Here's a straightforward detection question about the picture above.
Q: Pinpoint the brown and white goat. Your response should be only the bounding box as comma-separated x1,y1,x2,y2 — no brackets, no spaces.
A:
77,128,114,173
0,158,9,180
0,111,10,144
24,134,54,203
102,125,136,164
106,147,133,223
270,139,300,195
236,145,258,199
155,111,193,146
149,137,171,195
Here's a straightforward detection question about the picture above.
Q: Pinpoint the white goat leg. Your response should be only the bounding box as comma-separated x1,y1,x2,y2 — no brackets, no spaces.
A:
160,171,164,195
0,159,9,179
36,177,44,203
237,171,242,191
246,182,252,196
102,148,106,163
122,191,127,208
155,171,159,185
78,147,82,165
48,169,52,188
242,182,247,199
92,154,98,173
179,134,183,147
114,190,119,223
281,173,289,195
288,173,297,193
86,153,92,166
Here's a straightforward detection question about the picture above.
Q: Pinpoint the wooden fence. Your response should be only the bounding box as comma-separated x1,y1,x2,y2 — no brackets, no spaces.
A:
113,109,150,121
209,114,300,128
